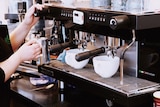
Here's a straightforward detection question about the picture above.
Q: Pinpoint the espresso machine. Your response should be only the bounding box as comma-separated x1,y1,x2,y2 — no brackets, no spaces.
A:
33,1,160,107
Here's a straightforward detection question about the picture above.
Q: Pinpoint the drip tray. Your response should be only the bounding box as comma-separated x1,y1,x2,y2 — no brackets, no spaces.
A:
44,60,160,97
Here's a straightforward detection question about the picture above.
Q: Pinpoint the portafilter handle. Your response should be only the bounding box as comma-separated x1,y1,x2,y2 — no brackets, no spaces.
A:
75,47,105,61
34,6,50,17
34,5,60,18
50,41,76,53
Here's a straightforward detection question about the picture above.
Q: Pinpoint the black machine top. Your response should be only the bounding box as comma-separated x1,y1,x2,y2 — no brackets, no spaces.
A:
34,1,160,40
36,1,160,30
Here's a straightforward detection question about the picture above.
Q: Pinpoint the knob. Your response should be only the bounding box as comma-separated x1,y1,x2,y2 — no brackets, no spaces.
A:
109,15,130,30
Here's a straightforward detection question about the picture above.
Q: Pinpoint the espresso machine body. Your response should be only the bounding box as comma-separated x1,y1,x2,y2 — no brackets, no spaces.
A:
35,3,160,83
33,2,160,107
74,8,160,83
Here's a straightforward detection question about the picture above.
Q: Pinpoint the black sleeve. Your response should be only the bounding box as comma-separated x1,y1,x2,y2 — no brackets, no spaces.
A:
0,67,5,85
0,25,13,62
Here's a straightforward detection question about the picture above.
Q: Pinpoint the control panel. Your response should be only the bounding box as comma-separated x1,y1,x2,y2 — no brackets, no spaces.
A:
35,5,160,30
60,8,73,20
87,11,108,25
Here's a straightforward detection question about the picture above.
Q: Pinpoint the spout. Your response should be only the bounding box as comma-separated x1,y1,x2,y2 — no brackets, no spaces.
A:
107,37,121,57
120,29,136,85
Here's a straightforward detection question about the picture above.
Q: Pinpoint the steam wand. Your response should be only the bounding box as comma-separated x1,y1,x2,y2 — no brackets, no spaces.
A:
120,29,136,85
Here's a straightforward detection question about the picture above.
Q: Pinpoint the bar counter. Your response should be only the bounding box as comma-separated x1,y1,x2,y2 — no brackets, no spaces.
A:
10,72,110,107
38,60,160,107
10,60,159,107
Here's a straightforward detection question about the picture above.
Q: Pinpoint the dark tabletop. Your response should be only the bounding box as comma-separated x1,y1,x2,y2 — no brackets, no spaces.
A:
10,75,109,107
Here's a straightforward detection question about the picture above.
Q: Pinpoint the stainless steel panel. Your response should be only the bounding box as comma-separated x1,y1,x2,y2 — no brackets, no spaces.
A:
48,60,160,97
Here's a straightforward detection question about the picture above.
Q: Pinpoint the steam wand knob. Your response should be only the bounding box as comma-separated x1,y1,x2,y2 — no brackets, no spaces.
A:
109,15,130,30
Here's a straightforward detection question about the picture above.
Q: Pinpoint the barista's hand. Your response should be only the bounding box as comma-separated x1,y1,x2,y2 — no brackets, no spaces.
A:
10,4,44,51
16,40,41,62
23,4,44,27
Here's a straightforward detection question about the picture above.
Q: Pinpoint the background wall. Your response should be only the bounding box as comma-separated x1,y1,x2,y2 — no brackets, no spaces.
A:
0,0,9,24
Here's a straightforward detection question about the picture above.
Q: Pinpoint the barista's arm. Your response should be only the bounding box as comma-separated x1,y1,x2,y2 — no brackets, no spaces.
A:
10,22,32,51
0,51,22,83
0,39,41,82
10,4,44,51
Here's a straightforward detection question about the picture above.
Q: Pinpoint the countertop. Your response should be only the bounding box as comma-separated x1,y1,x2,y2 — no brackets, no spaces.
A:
39,60,159,107
10,70,110,107
9,60,158,107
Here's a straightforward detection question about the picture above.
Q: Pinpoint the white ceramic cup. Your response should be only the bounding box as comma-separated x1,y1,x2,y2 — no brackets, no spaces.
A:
93,55,120,78
65,48,89,69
